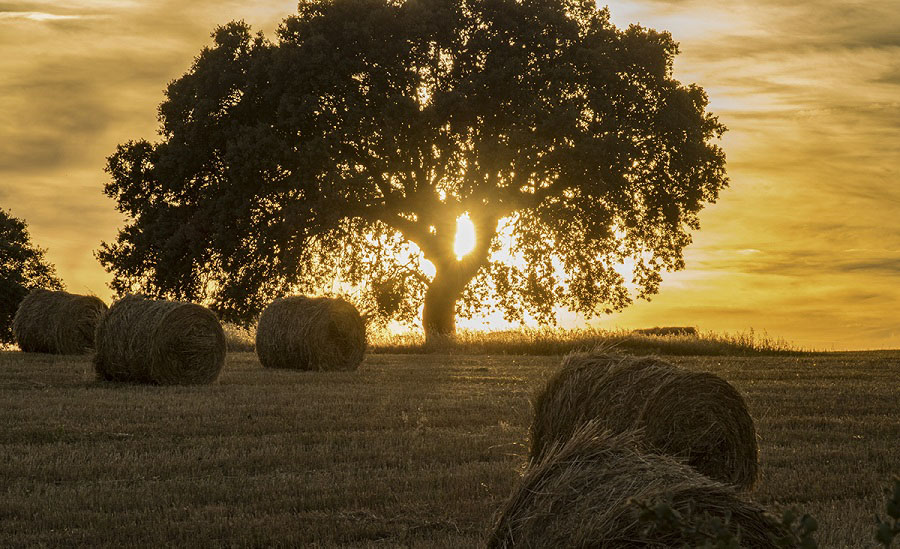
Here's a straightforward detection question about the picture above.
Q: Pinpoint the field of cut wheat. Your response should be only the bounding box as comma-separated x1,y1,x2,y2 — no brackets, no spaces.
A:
1,350,897,547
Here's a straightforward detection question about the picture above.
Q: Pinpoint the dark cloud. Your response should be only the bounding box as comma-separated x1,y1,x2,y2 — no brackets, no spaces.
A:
836,258,900,275
0,77,111,172
875,65,900,85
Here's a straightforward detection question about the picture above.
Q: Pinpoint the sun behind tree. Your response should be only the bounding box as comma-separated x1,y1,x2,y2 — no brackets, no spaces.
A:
98,0,727,342
454,214,476,261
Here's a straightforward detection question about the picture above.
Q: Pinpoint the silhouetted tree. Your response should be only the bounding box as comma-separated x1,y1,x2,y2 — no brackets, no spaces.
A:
98,0,727,340
0,208,64,344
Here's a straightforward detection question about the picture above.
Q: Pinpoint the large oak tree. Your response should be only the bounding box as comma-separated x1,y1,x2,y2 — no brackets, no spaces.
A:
98,0,727,340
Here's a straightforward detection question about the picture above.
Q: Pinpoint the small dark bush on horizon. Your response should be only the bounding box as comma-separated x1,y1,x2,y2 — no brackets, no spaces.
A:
634,326,699,337
0,208,64,345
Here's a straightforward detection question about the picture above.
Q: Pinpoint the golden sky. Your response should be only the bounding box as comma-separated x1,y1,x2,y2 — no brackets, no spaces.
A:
1,1,898,349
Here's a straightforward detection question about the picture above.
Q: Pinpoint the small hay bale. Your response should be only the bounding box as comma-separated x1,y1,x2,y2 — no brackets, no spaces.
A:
255,296,366,371
530,352,759,490
488,423,786,548
93,295,226,385
12,289,108,354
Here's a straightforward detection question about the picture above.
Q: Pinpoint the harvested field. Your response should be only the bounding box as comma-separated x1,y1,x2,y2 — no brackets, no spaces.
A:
0,351,897,547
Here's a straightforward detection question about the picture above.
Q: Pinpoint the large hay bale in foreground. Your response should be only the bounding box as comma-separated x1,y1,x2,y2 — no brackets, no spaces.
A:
488,424,786,548
530,353,759,490
256,296,365,371
12,289,108,354
93,296,225,385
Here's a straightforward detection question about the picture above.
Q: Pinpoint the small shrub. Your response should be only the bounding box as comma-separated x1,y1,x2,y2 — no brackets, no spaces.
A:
223,323,255,352
635,499,819,548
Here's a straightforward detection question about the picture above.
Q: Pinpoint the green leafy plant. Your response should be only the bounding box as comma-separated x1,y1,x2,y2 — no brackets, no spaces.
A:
635,499,743,548
776,508,818,549
636,478,900,549
634,498,819,548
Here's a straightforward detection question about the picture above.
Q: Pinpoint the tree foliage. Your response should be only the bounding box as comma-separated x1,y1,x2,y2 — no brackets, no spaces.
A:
98,0,727,337
0,208,64,344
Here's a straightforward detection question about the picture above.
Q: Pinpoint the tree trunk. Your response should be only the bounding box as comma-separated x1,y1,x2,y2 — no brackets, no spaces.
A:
422,271,464,341
418,210,500,344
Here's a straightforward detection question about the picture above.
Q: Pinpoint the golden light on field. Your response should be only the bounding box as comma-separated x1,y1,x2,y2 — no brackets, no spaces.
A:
454,213,476,261
1,0,898,349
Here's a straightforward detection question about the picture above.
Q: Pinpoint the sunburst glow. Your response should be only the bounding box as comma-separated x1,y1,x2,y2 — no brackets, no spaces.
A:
454,213,476,260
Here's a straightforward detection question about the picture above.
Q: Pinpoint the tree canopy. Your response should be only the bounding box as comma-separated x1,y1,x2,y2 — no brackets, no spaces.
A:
0,208,64,344
98,0,728,339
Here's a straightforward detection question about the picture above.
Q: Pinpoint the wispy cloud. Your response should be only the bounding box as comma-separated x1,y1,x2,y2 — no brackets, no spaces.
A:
0,11,86,21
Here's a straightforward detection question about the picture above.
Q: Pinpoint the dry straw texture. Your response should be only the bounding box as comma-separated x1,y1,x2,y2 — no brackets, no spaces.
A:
93,295,226,385
12,289,108,354
530,352,759,490
488,423,785,548
256,296,366,371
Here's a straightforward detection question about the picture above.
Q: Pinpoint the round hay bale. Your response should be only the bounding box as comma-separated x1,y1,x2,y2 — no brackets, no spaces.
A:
255,296,366,371
12,289,108,354
488,423,786,548
530,353,759,490
93,295,226,385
